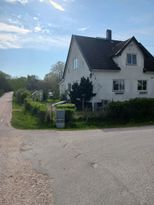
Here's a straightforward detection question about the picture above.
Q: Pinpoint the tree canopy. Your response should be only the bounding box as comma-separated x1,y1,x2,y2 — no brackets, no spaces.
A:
69,77,95,110
44,61,65,98
0,71,11,95
0,61,65,99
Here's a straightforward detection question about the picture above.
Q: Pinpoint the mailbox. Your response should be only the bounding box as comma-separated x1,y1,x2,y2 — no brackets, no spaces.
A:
56,110,65,128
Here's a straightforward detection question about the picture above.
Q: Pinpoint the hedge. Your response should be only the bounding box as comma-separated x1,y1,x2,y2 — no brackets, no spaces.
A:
56,103,76,110
106,98,154,123
24,98,49,122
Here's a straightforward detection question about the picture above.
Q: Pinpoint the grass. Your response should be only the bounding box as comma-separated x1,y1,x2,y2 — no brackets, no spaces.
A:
11,101,54,129
11,101,154,130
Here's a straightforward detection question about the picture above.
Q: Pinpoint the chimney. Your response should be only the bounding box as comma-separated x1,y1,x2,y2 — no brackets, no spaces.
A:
106,29,112,40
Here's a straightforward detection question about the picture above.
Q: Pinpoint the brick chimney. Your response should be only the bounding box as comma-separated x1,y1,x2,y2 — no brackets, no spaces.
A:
106,29,112,40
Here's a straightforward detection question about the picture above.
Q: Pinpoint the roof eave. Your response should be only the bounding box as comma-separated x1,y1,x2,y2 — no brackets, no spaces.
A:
74,36,93,72
61,35,74,79
114,36,137,57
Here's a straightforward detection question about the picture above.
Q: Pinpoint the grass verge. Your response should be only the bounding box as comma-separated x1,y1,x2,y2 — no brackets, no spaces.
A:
11,102,53,129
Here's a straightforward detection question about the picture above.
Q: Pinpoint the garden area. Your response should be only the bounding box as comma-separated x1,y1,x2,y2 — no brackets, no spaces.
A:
11,88,154,130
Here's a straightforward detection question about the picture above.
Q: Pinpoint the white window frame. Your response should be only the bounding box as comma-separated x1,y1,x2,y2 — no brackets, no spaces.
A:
137,80,147,91
126,53,137,65
113,79,125,93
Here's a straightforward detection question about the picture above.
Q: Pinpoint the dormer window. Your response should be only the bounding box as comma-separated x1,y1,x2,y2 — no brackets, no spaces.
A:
127,54,137,65
73,58,79,69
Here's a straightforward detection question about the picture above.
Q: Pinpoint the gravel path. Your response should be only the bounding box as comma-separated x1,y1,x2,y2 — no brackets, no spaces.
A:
0,93,53,205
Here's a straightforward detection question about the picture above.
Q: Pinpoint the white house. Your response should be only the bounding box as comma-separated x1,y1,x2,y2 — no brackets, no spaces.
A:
60,29,154,109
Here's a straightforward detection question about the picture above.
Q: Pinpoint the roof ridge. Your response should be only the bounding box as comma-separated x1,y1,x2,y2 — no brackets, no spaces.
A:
114,36,136,56
73,34,123,43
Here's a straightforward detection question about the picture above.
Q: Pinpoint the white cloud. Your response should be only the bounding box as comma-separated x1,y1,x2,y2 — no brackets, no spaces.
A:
33,17,39,21
78,26,90,32
0,33,21,49
0,30,70,50
22,34,70,49
48,0,65,11
5,0,29,5
8,18,21,26
34,25,42,32
0,22,31,34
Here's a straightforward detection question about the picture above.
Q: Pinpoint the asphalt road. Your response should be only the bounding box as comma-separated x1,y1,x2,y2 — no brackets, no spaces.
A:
1,92,154,205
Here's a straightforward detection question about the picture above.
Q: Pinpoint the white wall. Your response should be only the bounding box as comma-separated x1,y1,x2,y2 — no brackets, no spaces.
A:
60,39,154,103
60,39,91,95
92,41,154,103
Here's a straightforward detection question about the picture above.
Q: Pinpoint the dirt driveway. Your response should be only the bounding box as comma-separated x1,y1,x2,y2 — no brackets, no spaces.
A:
0,93,53,205
0,92,154,205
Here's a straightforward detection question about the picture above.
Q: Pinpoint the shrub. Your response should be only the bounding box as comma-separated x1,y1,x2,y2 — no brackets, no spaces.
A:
65,109,75,126
0,89,4,97
56,103,76,110
78,110,106,122
24,98,49,123
47,99,60,104
106,98,154,123
15,89,31,104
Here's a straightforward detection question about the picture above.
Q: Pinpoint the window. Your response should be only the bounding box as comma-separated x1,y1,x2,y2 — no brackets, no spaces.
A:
68,83,71,91
127,54,137,65
73,58,79,69
113,80,125,92
137,80,147,91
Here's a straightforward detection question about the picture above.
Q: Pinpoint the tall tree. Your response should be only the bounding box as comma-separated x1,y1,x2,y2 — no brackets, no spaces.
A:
0,71,11,93
10,77,27,91
50,61,64,79
26,75,40,91
44,61,65,98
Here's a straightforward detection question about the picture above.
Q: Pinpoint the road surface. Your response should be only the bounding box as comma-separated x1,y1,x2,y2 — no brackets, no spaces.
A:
0,92,154,205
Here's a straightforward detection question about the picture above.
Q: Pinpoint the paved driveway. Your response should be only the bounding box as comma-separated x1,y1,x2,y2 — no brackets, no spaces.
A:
0,92,154,205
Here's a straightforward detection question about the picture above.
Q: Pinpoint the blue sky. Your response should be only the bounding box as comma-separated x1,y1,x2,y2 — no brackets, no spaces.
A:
0,0,154,79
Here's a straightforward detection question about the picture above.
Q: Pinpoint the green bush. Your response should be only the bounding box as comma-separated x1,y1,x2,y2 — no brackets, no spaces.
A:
15,89,31,104
24,98,49,123
65,109,75,126
106,98,154,123
76,111,106,122
0,89,4,97
56,103,76,110
47,99,60,104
